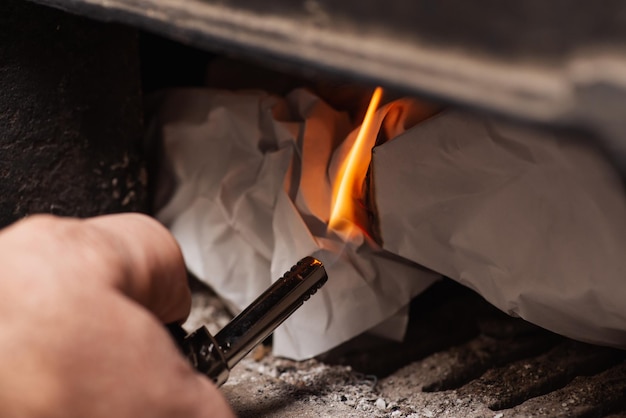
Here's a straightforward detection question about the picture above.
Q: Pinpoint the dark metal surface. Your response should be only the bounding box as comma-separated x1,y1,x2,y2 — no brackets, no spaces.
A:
24,0,626,172
192,0,626,60
180,325,230,387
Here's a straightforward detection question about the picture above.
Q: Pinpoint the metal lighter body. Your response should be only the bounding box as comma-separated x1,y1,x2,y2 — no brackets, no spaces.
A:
170,256,328,386
180,327,230,386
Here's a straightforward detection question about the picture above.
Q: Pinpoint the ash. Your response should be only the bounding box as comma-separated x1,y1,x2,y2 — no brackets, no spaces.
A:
182,290,232,336
184,284,490,418
221,350,501,418
185,281,626,418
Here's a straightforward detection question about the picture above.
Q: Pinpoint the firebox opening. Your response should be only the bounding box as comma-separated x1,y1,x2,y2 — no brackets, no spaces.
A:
138,30,626,418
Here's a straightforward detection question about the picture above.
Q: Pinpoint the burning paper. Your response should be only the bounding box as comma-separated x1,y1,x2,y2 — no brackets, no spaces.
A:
149,86,626,358
149,88,440,359
373,111,626,349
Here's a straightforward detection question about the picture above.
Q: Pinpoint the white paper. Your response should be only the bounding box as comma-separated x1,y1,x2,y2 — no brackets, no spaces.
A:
374,110,626,349
149,88,440,359
151,89,291,313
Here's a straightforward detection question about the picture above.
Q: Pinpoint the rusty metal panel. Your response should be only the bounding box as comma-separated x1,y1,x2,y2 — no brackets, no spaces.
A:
25,0,626,172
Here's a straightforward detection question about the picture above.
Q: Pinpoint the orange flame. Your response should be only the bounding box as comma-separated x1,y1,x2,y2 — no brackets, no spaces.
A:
329,87,383,232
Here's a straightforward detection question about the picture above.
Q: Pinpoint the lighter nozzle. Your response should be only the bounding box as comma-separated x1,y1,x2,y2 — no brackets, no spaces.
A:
215,256,328,369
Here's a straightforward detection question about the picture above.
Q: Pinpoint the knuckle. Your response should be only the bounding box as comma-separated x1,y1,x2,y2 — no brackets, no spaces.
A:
22,215,123,271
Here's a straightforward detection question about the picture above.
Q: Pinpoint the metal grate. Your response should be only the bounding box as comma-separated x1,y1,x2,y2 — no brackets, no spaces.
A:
319,279,626,417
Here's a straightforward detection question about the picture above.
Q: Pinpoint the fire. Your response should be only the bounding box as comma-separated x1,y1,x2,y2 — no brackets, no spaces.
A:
329,87,383,233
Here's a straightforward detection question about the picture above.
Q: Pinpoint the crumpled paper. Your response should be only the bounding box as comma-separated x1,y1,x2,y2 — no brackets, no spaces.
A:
374,110,626,349
149,88,440,359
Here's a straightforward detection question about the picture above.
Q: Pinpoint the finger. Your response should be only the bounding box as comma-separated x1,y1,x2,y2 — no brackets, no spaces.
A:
190,375,236,418
85,296,235,418
0,214,190,323
85,213,190,323
99,299,235,418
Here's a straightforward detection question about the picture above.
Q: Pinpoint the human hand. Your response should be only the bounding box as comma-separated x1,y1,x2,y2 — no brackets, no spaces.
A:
0,214,233,418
